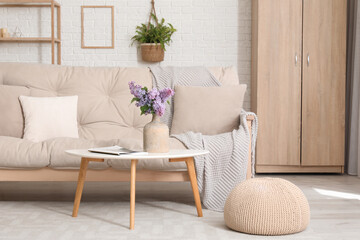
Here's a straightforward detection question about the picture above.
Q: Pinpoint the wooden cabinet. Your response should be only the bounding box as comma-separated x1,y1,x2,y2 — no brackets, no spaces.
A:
301,0,347,167
252,0,346,173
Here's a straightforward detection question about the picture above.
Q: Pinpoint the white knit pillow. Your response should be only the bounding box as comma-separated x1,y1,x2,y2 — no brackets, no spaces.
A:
19,96,79,142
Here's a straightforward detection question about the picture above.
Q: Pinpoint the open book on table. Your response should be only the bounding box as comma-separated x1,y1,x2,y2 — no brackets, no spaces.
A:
88,145,147,156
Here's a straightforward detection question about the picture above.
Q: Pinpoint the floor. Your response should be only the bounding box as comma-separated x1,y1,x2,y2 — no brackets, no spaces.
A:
0,174,359,240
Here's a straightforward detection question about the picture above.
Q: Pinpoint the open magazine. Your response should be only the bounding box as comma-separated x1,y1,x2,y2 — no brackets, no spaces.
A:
88,145,147,156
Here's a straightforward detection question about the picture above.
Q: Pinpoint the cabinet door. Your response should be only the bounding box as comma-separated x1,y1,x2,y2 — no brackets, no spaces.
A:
253,0,302,166
302,0,346,166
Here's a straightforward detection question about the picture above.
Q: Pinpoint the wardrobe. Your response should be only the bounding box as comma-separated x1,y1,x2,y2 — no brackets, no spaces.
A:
251,0,347,173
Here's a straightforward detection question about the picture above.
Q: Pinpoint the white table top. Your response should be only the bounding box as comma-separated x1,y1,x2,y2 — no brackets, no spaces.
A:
65,149,209,160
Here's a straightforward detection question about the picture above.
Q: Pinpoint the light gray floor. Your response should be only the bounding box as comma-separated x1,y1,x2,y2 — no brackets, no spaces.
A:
0,174,359,240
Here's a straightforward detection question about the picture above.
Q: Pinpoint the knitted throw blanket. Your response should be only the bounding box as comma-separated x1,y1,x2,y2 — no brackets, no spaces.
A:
149,66,258,211
174,111,258,211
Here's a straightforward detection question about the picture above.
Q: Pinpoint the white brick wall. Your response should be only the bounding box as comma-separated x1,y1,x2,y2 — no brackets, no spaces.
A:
0,0,252,109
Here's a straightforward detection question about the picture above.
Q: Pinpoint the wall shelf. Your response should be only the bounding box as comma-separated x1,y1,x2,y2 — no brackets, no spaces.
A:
0,0,59,3
0,0,61,65
0,37,61,43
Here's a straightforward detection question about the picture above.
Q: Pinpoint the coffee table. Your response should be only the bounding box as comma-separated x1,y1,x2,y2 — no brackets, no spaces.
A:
65,149,209,230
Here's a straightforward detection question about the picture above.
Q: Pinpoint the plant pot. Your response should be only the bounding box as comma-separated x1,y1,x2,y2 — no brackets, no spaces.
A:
143,114,169,153
141,43,164,62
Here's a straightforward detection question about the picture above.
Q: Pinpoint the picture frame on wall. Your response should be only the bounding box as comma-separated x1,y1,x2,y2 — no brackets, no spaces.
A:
81,6,114,49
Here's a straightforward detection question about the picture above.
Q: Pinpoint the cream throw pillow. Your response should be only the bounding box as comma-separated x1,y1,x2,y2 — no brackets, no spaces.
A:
19,96,79,142
171,85,247,135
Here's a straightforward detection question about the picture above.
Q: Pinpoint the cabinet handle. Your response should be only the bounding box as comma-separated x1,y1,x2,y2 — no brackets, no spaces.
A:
295,54,298,66
307,54,310,66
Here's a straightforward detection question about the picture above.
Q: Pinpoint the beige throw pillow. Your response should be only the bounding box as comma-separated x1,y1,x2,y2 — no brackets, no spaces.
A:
19,96,79,142
171,85,247,135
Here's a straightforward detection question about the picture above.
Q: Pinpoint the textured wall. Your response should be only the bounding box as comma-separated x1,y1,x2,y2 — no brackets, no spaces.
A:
0,0,252,109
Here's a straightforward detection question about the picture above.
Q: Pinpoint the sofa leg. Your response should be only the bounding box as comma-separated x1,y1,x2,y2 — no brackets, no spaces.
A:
72,158,89,217
185,157,203,217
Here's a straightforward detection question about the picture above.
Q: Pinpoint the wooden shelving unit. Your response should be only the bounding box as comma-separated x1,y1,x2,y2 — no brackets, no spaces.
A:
0,0,61,65
0,37,61,42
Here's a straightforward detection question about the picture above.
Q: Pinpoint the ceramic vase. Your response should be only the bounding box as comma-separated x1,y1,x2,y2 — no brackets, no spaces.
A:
143,114,169,153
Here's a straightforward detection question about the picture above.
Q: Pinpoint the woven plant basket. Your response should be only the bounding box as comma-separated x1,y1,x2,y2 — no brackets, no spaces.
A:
141,43,164,62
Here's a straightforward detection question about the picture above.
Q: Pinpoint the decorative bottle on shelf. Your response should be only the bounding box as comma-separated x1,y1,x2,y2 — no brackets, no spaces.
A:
143,114,169,153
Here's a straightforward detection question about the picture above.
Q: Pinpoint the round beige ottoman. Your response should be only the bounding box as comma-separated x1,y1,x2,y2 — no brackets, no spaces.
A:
224,178,310,236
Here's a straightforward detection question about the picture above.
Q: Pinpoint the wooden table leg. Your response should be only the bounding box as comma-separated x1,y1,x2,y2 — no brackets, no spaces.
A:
185,157,203,217
72,157,104,217
130,159,138,230
72,158,89,217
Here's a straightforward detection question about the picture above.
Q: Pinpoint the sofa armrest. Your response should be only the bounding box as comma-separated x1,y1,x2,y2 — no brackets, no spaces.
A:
246,115,255,121
246,116,254,179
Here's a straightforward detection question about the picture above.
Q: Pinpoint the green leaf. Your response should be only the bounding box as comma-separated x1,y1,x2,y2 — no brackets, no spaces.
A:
131,97,139,103
140,105,149,115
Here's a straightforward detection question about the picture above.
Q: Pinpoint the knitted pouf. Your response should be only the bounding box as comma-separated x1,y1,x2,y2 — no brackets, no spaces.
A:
224,178,310,236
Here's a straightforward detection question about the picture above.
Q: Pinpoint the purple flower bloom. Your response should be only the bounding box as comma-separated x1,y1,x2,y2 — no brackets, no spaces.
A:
129,81,174,117
153,100,165,116
128,81,144,99
159,88,175,102
148,88,159,100
138,94,150,107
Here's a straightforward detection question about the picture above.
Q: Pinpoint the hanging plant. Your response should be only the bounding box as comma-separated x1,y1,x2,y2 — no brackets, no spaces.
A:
131,1,176,62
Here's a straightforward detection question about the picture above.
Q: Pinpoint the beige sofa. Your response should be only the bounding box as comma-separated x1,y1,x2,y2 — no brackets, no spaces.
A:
0,63,253,182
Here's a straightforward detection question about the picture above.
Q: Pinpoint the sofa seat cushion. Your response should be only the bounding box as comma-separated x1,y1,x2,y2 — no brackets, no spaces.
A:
46,138,116,169
0,136,49,168
0,136,187,170
46,137,187,170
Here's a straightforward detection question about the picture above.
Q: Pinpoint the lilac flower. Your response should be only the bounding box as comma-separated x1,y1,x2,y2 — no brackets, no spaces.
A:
153,99,165,116
138,94,150,107
128,81,144,99
148,88,159,100
159,88,175,102
129,81,174,117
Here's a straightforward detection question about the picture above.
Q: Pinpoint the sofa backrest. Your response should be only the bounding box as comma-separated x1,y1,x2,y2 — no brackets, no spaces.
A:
0,63,240,140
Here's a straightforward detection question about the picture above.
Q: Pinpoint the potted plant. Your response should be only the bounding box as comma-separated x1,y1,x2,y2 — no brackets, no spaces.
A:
131,14,176,62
